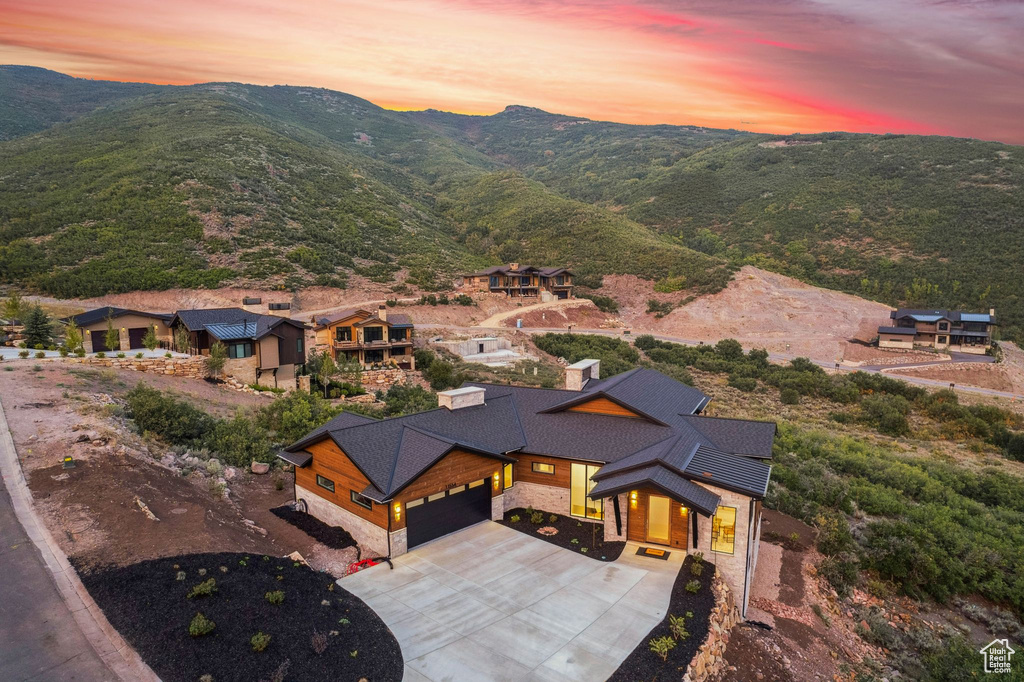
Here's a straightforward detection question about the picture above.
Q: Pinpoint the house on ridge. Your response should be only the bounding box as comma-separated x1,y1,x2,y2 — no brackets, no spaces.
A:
878,308,996,354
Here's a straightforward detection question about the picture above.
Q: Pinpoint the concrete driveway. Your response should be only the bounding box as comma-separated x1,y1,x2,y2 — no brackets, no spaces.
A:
338,522,683,681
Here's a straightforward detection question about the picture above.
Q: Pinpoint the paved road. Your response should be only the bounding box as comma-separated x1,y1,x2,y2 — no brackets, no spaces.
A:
421,324,1024,401
0,477,114,681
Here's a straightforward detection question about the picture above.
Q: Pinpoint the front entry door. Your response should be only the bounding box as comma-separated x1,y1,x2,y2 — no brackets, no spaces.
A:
647,495,671,545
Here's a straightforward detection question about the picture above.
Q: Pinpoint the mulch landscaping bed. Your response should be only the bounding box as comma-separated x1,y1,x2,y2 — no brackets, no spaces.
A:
270,504,359,554
497,507,626,561
608,554,716,681
71,552,402,682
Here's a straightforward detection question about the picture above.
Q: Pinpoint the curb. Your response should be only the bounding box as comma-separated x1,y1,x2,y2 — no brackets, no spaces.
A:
0,401,160,682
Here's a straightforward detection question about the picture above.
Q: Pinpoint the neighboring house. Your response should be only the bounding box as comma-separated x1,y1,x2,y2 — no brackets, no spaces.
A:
66,307,173,353
461,263,574,299
168,308,307,389
878,308,996,354
310,305,414,369
280,358,775,616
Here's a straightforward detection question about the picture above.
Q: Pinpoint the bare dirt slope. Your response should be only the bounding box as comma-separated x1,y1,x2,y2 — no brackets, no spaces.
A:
601,266,893,364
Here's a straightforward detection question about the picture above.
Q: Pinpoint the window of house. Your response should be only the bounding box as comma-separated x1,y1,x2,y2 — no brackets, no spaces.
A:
316,474,335,493
336,326,352,342
364,326,384,343
938,322,949,331
532,462,555,475
350,490,372,509
227,342,253,359
938,336,948,344
711,506,736,554
365,349,384,364
556,276,564,285
296,337,304,354
503,462,513,489
427,491,446,502
389,328,407,342
570,463,603,520
468,479,484,489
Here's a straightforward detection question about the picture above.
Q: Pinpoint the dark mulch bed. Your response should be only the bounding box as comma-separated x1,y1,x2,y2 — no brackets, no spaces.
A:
71,552,402,682
608,555,716,681
497,507,626,561
270,504,359,554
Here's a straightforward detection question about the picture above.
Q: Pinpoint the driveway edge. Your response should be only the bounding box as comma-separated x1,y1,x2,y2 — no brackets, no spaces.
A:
0,401,160,682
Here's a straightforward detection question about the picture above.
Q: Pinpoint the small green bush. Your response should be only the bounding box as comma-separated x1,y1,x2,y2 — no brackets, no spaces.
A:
18,350,29,358
117,352,126,358
728,375,758,392
251,631,272,652
509,514,521,523
649,635,676,661
58,347,69,357
75,348,86,357
780,388,800,405
548,514,558,523
34,351,45,359
187,578,218,599
530,511,544,524
189,612,216,637
668,613,689,640
136,352,144,359
690,561,703,577
96,351,106,358
265,590,285,605
685,580,701,593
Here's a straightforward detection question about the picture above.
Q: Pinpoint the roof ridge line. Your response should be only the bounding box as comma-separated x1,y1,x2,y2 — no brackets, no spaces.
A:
383,426,411,495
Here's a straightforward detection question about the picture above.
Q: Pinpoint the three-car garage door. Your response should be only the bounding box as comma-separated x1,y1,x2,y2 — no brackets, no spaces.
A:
405,480,491,549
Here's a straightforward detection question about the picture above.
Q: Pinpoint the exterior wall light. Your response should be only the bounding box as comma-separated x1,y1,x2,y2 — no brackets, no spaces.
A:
493,472,500,489
393,502,401,522
680,506,688,515
630,490,637,509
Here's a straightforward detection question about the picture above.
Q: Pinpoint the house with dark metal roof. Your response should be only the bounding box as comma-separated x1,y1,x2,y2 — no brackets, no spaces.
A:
310,305,414,370
878,308,996,354
168,307,307,389
280,359,775,616
64,307,174,353
461,262,574,299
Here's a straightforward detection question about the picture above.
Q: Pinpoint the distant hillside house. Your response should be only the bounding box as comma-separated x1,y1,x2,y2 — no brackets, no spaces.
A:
878,308,996,354
169,308,307,389
461,263,573,300
66,307,173,353
311,305,414,370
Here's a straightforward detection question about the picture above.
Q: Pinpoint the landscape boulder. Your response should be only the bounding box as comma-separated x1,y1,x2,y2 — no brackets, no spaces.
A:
251,461,270,475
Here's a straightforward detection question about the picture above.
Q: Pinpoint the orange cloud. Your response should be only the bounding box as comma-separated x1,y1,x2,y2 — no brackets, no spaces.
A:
0,0,1020,142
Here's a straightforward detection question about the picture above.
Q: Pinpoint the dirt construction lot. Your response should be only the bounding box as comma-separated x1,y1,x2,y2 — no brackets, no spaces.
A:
0,363,358,573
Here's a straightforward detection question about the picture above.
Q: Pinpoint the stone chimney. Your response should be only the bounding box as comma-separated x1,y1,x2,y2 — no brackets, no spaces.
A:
990,308,996,317
438,386,486,410
241,296,263,314
508,262,520,271
565,359,600,391
378,304,388,323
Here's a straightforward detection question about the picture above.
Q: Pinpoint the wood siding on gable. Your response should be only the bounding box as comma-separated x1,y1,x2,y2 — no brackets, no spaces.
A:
566,396,644,418
393,448,502,531
296,440,388,528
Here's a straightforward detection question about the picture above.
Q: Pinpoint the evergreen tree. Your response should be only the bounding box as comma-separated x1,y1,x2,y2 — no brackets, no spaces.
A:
104,316,120,352
142,324,159,351
63,319,83,352
205,341,228,378
23,305,53,347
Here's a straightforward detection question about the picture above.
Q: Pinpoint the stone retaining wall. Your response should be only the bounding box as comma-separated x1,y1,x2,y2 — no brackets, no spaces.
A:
63,355,208,377
359,368,429,393
683,574,739,682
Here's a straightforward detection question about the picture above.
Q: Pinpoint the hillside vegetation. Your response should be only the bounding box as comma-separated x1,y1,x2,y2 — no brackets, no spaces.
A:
1,67,1022,341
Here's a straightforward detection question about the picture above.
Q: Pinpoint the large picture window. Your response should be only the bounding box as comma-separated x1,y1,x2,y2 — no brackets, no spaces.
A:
711,506,736,554
570,463,602,520
363,326,384,343
336,326,352,342
227,342,253,359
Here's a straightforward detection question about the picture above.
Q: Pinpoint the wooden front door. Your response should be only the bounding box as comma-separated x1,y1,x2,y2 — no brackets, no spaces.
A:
646,494,671,545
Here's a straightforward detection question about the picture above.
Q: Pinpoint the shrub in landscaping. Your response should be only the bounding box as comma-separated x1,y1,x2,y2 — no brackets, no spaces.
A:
690,561,703,577
509,514,520,522
117,352,126,358
548,514,558,523
668,614,689,641
780,388,800,405
265,590,285,605
251,631,272,652
18,350,28,358
189,612,216,637
34,350,45,359
75,348,86,357
59,347,69,357
684,580,701,594
648,636,676,662
530,511,545,524
96,351,106,358
187,578,218,599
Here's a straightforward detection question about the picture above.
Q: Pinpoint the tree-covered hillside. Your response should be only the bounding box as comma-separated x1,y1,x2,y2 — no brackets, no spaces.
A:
1,67,1022,341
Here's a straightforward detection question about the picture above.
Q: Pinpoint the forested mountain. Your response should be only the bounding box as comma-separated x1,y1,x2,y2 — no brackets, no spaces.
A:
1,67,1022,340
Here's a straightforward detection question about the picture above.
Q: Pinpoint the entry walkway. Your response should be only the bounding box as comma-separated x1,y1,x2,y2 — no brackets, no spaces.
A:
339,522,683,681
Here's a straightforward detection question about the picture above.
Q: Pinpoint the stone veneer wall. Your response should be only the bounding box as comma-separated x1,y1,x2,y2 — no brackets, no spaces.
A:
296,484,389,556
359,368,429,393
491,494,504,521
683,574,739,682
389,528,408,557
503,481,569,515
693,482,754,614
64,355,208,377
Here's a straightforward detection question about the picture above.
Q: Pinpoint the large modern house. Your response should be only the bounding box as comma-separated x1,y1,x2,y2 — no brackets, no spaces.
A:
280,359,775,616
310,305,414,369
461,263,574,299
169,307,307,389
878,308,996,354
66,307,174,353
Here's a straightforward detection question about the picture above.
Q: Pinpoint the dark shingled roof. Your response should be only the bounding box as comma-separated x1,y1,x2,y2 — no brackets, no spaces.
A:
171,308,304,340
890,309,995,324
589,466,721,516
67,307,172,327
877,326,917,335
285,368,775,506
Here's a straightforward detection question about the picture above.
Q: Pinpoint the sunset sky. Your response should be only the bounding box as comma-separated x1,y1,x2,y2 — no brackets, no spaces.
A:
1,0,1022,143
